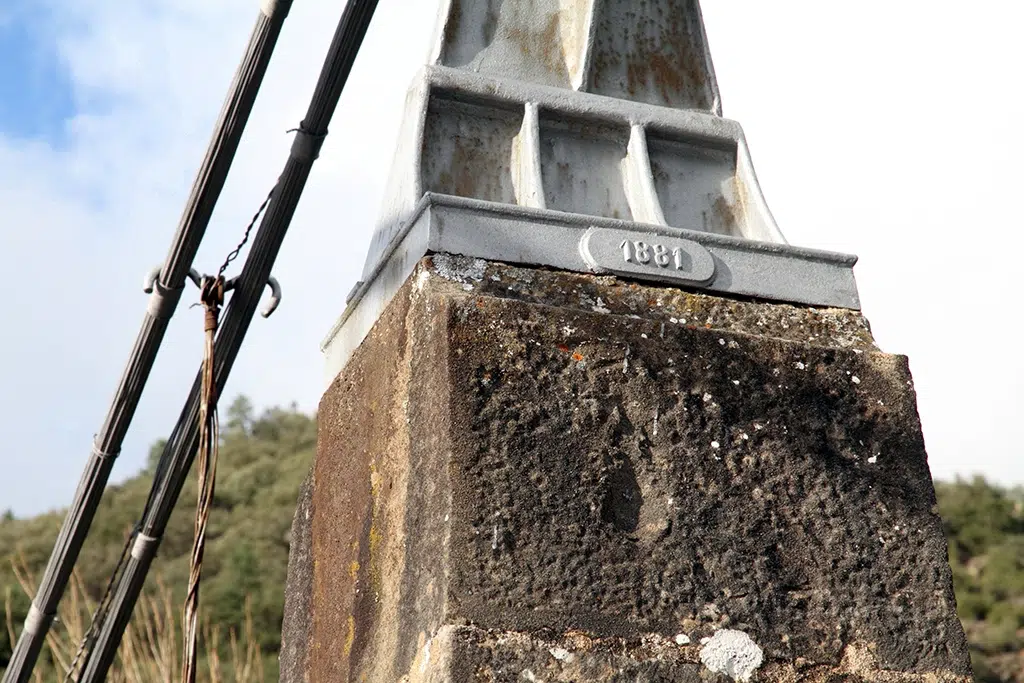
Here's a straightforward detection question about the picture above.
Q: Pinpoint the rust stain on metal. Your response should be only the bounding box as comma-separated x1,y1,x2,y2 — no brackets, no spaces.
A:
448,0,462,41
422,99,518,204
539,116,632,220
437,136,482,199
588,0,713,110
729,174,752,235
708,195,740,236
437,0,599,90
504,13,565,78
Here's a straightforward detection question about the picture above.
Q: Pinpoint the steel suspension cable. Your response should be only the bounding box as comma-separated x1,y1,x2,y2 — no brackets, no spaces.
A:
1,3,294,682
74,1,382,681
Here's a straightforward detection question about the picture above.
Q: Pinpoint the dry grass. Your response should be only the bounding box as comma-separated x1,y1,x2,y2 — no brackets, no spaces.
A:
4,554,264,683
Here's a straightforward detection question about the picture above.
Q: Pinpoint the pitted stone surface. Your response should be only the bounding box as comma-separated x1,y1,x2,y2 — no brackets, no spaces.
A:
303,258,970,682
407,626,970,683
429,257,875,352
444,271,963,672
280,468,314,683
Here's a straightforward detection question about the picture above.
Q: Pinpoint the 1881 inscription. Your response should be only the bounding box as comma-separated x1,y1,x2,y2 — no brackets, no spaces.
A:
579,228,716,285
620,239,692,270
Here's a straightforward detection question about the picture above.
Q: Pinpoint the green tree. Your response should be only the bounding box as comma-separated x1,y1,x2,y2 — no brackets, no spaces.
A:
227,395,255,437
936,476,1024,681
145,438,169,475
208,540,262,631
938,476,1024,559
1,395,314,679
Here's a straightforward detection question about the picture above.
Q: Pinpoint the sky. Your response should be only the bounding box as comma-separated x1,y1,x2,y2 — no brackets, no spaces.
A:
0,0,1021,517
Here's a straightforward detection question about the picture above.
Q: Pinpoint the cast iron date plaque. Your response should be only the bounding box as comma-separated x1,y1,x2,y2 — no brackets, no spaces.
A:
579,227,716,286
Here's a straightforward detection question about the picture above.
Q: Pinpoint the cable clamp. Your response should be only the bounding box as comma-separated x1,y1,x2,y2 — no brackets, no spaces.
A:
130,532,160,562
260,0,290,18
23,603,55,636
90,440,120,462
288,125,326,163
143,267,203,319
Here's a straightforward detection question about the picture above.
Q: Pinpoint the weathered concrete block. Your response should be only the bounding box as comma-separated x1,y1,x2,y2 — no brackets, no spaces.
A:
295,256,971,682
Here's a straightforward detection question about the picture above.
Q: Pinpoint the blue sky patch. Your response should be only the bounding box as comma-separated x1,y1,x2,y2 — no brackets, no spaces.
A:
0,7,75,144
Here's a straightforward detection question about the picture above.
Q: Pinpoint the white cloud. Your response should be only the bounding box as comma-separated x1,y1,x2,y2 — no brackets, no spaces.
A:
0,0,1021,516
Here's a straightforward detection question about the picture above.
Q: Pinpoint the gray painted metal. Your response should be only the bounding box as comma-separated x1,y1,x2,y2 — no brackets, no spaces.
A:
362,63,771,287
74,1,381,680
327,0,862,385
0,3,294,681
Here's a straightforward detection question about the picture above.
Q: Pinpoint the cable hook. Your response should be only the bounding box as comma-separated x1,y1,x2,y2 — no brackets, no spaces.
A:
224,275,282,318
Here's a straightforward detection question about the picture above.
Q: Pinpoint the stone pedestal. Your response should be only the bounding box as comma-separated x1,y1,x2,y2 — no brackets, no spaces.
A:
282,255,971,682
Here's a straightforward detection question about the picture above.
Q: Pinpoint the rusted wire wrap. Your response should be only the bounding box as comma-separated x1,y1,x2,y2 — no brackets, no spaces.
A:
181,277,224,683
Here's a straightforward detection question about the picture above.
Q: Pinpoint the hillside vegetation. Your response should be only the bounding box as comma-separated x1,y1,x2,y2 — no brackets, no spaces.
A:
0,397,314,681
1,398,1022,681
937,477,1024,682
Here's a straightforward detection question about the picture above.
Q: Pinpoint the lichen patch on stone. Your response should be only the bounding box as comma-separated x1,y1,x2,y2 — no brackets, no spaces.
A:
699,629,764,682
548,646,573,662
431,253,486,284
